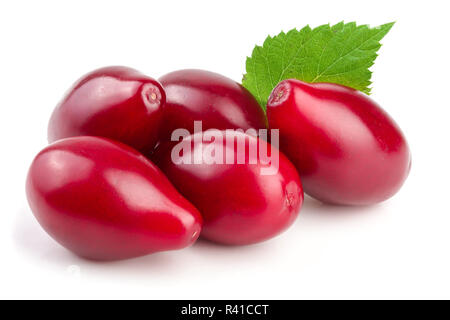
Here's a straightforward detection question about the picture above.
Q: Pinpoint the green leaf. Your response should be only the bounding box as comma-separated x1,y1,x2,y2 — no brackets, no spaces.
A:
242,22,394,110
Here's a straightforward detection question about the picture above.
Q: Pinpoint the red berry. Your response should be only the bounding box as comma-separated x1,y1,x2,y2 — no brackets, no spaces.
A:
26,136,202,260
48,66,165,154
267,79,411,205
158,69,267,142
153,130,303,245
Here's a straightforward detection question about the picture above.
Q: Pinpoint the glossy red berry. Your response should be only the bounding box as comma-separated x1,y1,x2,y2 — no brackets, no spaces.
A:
267,79,411,205
153,130,303,245
158,69,268,142
26,136,202,260
48,66,165,154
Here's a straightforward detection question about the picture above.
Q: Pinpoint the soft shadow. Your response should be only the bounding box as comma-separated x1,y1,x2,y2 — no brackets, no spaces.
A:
300,195,385,217
188,233,287,268
79,250,181,279
193,237,277,255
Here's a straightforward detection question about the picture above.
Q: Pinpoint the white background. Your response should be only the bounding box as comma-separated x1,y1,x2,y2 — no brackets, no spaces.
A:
1,0,449,299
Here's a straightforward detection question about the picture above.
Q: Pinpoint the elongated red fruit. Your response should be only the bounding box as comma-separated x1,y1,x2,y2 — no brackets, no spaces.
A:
267,79,411,205
158,69,267,142
48,66,165,154
153,130,303,245
26,136,202,260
